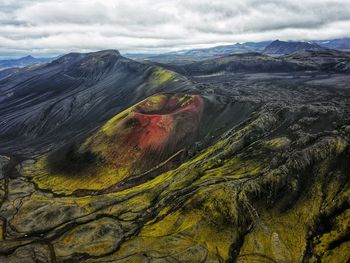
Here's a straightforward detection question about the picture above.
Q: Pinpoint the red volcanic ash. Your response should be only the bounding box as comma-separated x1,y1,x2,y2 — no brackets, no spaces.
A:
134,114,174,150
82,93,203,176
132,94,203,151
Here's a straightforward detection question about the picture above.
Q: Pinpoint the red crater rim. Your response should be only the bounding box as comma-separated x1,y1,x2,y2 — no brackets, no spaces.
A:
81,93,204,175
130,94,203,151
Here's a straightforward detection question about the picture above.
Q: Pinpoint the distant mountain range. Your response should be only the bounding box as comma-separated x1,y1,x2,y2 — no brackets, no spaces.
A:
1,38,350,70
314,38,350,50
0,55,53,70
125,38,350,64
263,40,323,55
173,41,271,56
159,49,350,76
125,41,273,64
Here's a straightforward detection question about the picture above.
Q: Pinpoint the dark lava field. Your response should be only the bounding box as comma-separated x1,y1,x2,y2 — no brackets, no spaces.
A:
0,49,349,262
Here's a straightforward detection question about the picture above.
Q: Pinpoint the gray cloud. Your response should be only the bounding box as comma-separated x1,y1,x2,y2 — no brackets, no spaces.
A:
1,0,350,57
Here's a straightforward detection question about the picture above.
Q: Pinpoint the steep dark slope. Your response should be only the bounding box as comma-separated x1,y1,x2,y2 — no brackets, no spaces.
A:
263,40,323,55
0,67,21,80
0,50,192,154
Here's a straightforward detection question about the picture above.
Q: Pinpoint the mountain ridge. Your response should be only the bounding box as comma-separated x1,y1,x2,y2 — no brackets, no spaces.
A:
263,40,324,55
0,49,192,155
124,38,350,64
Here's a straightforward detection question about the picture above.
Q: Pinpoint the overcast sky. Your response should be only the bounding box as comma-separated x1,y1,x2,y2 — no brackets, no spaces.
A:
1,0,350,57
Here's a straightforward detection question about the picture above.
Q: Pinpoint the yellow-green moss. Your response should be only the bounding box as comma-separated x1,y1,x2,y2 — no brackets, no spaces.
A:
0,220,3,241
237,157,334,262
313,209,350,257
54,217,123,257
317,241,350,263
101,108,132,135
112,186,240,261
136,93,168,112
22,159,127,195
265,137,291,150
149,68,175,85
199,157,263,182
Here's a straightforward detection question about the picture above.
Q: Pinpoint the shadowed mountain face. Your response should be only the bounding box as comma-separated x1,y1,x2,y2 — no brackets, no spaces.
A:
0,49,349,262
0,50,192,154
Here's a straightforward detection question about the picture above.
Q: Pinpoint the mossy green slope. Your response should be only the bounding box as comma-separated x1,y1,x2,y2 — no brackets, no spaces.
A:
0,98,349,262
22,93,203,195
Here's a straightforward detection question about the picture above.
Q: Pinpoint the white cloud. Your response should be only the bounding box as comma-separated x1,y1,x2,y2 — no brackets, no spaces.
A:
1,0,350,57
